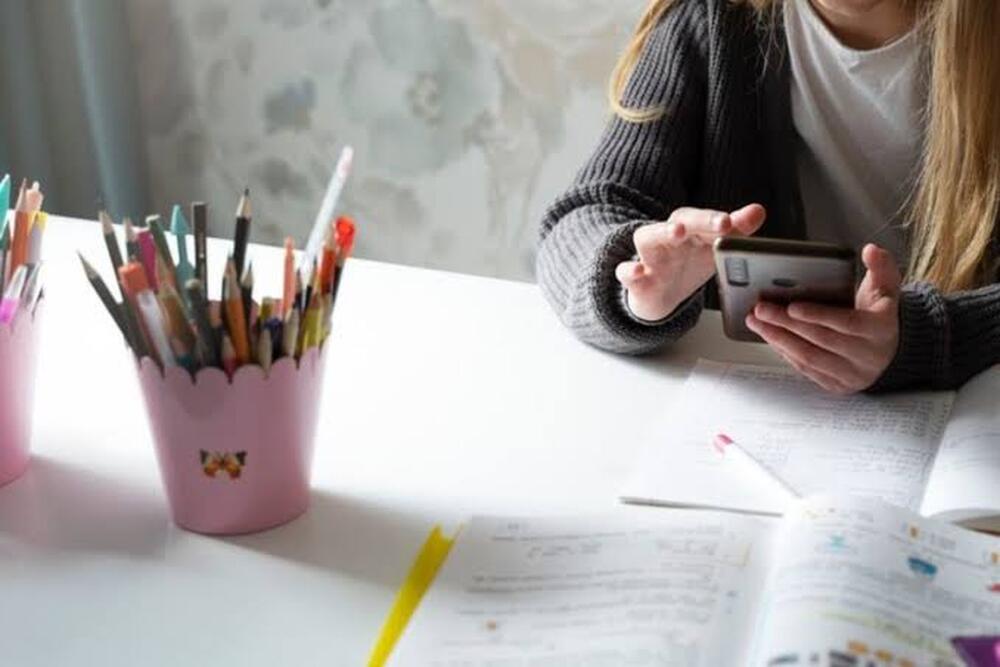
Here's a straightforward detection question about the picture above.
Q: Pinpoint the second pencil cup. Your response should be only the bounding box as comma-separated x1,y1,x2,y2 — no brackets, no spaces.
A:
0,309,42,487
136,346,327,535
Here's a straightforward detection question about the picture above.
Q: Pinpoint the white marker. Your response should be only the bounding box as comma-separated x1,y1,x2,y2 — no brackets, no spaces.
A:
302,145,354,274
712,433,801,501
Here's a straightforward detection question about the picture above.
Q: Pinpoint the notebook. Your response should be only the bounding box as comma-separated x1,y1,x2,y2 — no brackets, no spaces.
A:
622,360,1000,531
370,496,1000,666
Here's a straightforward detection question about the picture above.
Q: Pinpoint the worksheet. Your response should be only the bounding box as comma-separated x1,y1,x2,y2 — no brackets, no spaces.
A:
389,511,778,666
622,360,961,516
752,497,1000,665
385,499,1000,666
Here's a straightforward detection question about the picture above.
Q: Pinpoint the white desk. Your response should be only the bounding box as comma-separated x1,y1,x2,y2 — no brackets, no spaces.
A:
0,217,779,666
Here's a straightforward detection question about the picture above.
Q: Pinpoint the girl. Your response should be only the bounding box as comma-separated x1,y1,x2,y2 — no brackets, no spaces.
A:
537,0,1000,394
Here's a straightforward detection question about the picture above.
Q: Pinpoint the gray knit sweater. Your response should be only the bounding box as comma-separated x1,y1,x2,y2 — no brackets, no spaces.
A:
537,0,999,392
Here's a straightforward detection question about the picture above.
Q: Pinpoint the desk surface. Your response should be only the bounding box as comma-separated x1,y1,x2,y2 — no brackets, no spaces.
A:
0,216,779,666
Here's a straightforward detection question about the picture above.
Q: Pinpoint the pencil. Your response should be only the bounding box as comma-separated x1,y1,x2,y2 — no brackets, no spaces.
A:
224,259,250,364
170,205,195,287
301,290,322,354
282,237,294,318
119,261,155,358
124,217,139,261
184,279,220,368
25,181,44,212
148,214,177,287
171,337,198,373
78,253,128,340
27,212,45,265
159,282,197,351
0,222,9,294
240,262,254,334
258,328,273,375
10,179,29,272
136,289,175,368
99,210,125,292
221,333,237,378
319,228,337,294
283,308,299,359
233,188,251,278
156,252,178,292
192,202,208,286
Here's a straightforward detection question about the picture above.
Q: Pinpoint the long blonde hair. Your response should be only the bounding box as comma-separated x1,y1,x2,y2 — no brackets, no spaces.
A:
610,0,1000,292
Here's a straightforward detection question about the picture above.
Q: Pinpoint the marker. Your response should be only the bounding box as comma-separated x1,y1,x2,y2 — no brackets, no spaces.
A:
233,188,251,278
136,228,158,290
303,146,353,271
171,205,196,288
0,265,27,324
712,434,801,501
192,202,208,287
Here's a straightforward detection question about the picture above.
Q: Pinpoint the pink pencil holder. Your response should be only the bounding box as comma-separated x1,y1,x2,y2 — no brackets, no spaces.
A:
0,309,42,488
136,346,327,535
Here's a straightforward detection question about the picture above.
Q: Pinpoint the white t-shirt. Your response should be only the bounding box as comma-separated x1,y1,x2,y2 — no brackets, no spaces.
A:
785,0,926,265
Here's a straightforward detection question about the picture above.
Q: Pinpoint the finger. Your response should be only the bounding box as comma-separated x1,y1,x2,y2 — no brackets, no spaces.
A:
753,302,865,358
667,208,732,239
782,353,852,394
728,203,767,237
785,302,877,338
746,314,866,388
860,244,902,300
615,261,646,287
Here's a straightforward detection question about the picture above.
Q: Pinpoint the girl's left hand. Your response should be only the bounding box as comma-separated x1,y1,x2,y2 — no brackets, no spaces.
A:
745,244,901,394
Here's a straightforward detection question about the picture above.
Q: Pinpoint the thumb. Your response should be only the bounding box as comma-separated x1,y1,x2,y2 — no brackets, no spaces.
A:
858,244,901,307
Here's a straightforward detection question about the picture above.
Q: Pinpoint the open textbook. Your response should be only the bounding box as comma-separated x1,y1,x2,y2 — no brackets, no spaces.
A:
622,360,1000,531
382,497,1000,666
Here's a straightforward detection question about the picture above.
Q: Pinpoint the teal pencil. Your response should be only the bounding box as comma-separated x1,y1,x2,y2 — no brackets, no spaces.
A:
171,205,196,288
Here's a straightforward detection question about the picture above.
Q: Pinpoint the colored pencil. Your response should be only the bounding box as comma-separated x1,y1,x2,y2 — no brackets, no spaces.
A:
185,279,220,368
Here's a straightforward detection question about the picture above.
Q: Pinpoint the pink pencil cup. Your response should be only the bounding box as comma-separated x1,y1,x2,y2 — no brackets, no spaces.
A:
0,309,42,488
136,346,327,535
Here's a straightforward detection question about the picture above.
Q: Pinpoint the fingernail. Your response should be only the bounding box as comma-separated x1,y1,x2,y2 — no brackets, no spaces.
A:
745,314,757,329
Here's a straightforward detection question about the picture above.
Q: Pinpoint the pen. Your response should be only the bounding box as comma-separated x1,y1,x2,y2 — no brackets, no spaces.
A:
303,146,353,271
712,433,801,501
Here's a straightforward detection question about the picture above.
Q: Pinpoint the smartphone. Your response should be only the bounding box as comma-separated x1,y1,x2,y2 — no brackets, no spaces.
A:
713,237,857,343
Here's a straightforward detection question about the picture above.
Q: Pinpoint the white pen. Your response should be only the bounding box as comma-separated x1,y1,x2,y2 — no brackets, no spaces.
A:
302,145,354,274
712,433,801,500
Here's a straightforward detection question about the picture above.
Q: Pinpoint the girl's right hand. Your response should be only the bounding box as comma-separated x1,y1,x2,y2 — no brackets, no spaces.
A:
616,204,767,322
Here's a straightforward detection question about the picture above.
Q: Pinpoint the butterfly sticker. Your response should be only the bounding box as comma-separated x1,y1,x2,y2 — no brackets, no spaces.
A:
200,451,247,480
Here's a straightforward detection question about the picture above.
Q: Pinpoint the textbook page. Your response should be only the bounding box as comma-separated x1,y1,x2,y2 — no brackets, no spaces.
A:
622,361,954,515
388,512,778,667
920,366,1000,529
752,496,1000,666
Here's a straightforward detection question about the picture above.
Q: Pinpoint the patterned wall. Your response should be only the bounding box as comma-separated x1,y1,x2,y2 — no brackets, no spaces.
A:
124,0,638,281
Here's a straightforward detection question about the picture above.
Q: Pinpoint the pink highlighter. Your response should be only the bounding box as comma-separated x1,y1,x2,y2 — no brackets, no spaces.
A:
0,265,27,325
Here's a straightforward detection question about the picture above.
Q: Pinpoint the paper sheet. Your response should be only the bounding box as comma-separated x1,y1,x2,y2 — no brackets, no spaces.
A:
388,512,777,666
920,366,1000,524
622,361,954,515
753,496,1000,665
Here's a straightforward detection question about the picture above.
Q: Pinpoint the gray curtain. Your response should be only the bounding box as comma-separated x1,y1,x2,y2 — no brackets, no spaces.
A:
0,0,148,220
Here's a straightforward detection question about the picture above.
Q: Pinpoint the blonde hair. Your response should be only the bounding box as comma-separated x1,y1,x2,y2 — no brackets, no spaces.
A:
610,0,1000,293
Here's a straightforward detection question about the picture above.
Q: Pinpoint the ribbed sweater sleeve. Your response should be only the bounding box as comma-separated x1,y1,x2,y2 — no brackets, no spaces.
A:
536,1,709,355
870,282,1000,392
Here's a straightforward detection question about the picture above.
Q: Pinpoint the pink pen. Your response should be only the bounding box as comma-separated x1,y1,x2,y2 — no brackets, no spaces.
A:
0,265,27,325
712,433,801,501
